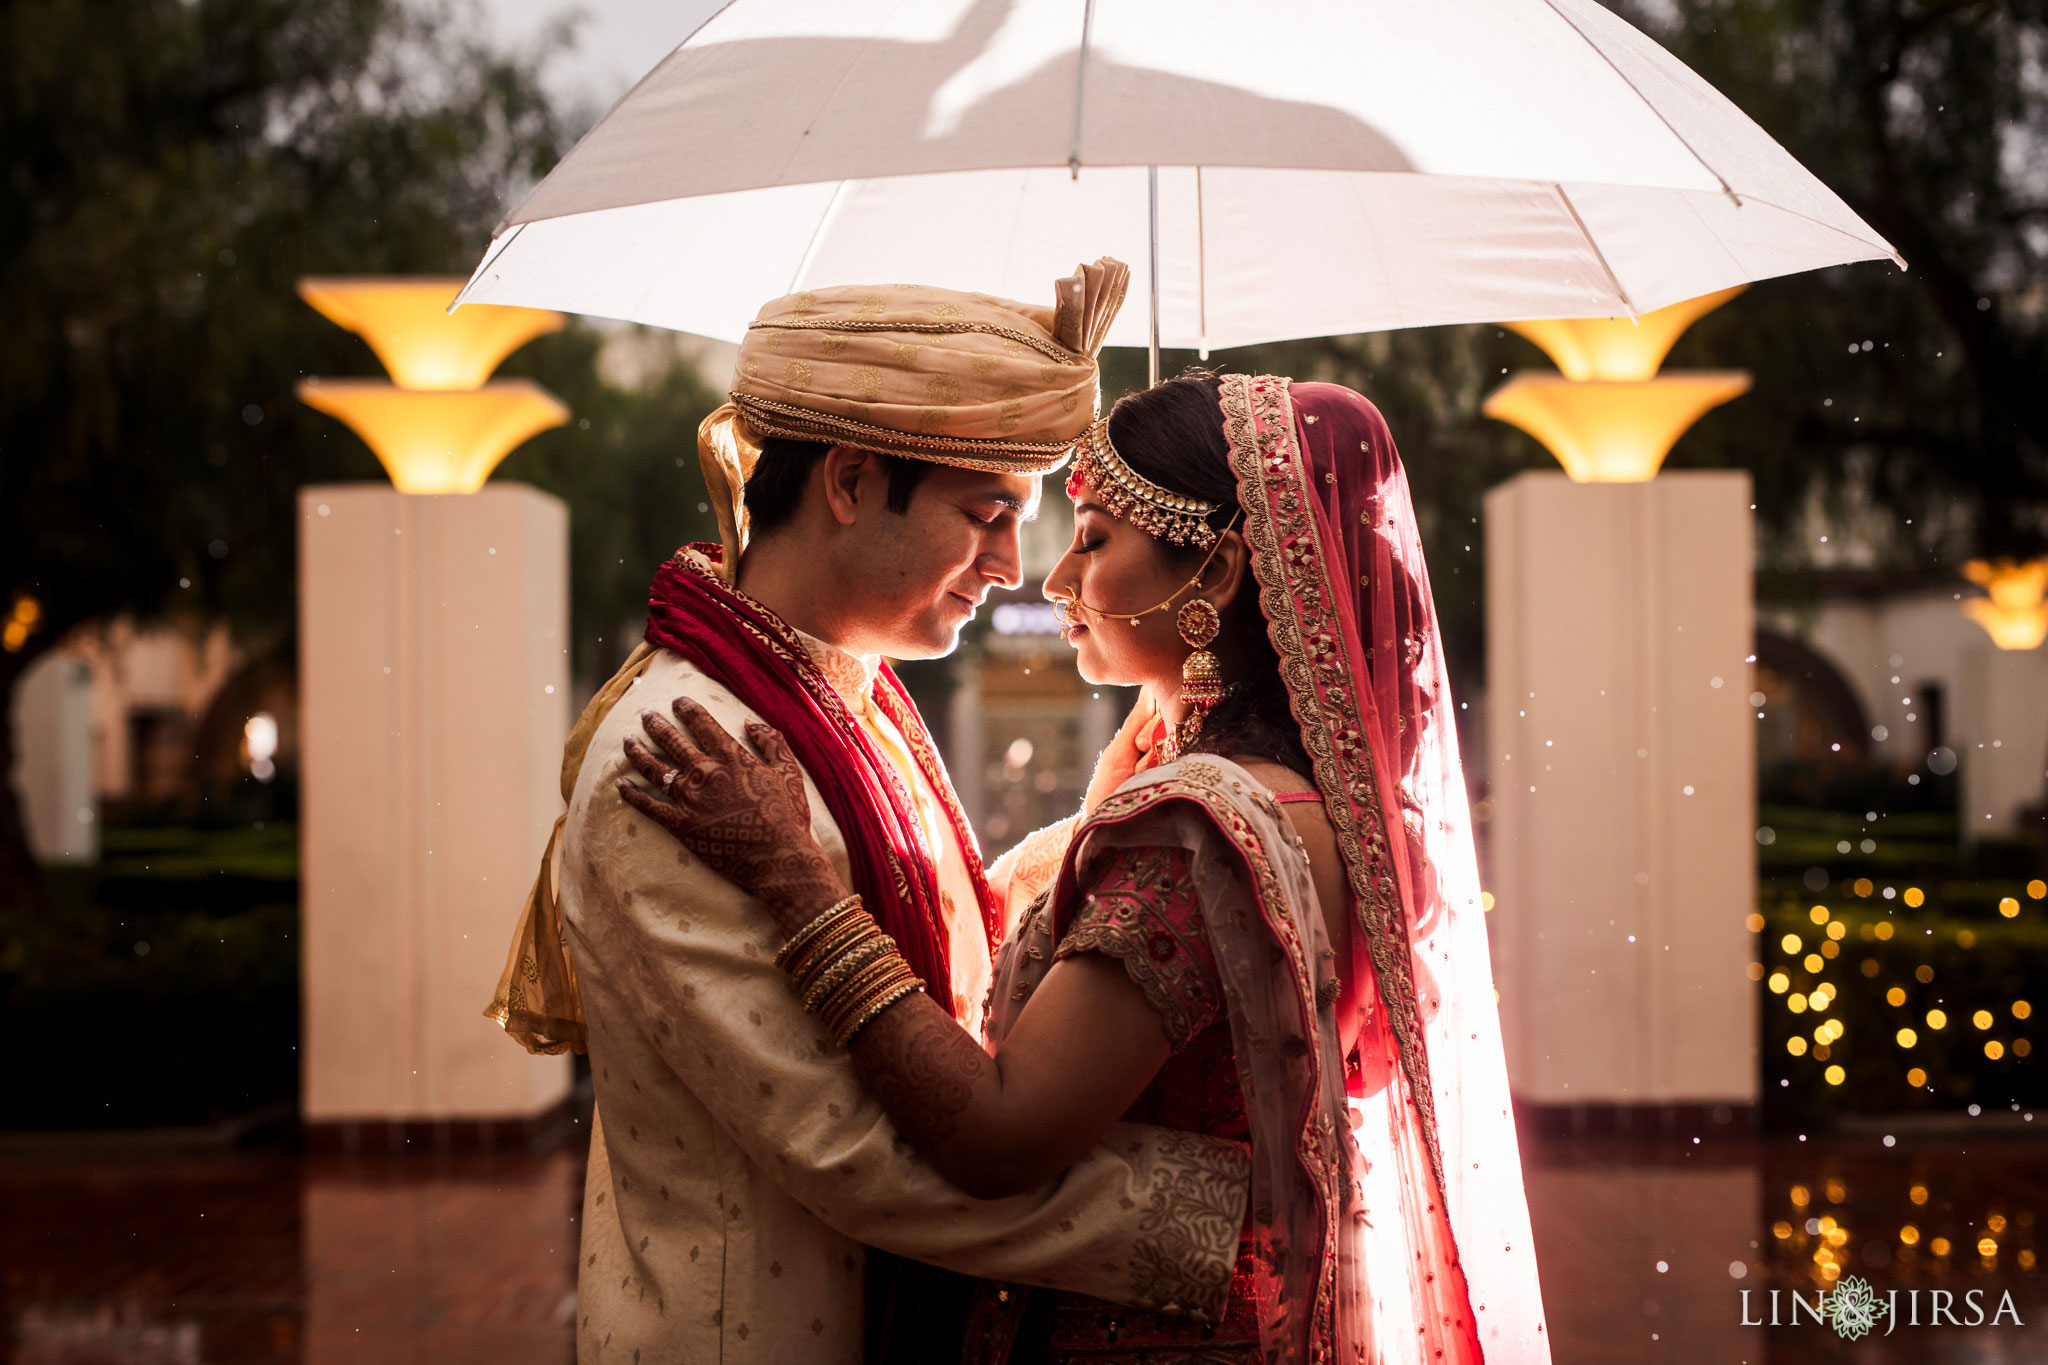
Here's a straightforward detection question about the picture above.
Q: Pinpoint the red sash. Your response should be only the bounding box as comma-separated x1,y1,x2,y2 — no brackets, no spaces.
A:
643,546,997,1015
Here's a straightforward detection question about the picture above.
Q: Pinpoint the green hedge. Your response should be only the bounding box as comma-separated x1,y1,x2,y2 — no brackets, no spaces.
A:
1758,877,2047,1127
0,825,299,1130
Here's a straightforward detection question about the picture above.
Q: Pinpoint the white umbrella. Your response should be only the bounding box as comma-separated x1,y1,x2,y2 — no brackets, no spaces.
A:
456,0,1900,376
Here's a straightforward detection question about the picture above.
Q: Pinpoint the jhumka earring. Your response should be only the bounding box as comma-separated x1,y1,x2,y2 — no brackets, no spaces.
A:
1170,598,1224,762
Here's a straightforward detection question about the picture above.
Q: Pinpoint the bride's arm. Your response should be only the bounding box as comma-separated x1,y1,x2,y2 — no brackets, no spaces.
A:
830,940,1173,1198
618,698,1177,1199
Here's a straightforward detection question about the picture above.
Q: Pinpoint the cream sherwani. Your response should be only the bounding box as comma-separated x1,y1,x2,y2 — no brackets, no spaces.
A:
561,638,1248,1363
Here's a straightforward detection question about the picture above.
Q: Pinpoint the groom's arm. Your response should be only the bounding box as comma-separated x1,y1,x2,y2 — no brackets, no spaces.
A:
568,681,1247,1320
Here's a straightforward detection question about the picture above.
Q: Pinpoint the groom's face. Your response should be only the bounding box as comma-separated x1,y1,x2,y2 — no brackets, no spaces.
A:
829,452,1039,659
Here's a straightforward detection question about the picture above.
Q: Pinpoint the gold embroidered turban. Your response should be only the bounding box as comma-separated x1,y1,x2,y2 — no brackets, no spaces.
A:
697,259,1129,566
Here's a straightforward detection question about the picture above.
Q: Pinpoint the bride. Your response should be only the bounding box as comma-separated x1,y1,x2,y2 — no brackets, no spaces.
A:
618,372,1548,1363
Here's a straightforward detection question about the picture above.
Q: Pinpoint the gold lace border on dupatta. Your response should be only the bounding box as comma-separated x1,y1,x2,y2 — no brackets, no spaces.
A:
1216,372,1448,1195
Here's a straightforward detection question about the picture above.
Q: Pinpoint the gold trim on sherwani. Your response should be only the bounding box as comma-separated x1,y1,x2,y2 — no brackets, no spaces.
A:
696,259,1130,572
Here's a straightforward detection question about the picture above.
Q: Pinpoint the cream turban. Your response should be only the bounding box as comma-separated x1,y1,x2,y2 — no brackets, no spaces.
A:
697,259,1129,568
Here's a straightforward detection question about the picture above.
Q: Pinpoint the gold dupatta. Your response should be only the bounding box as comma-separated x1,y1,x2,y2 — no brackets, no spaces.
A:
484,643,656,1054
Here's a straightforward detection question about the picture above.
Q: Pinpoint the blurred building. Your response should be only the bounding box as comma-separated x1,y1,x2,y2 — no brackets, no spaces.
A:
9,618,296,858
1758,571,2048,842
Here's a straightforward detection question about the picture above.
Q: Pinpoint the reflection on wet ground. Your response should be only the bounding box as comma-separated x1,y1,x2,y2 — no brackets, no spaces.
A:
3,1120,2042,1362
1529,1123,2048,1362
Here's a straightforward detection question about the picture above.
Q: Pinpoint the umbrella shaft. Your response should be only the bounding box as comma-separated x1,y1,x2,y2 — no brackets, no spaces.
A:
1147,166,1161,387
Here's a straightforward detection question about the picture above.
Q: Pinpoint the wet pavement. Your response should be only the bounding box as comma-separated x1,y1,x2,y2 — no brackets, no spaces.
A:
3,1118,2043,1362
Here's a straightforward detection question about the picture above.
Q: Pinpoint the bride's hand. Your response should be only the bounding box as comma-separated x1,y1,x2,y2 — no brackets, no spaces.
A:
617,698,850,938
1083,691,1160,813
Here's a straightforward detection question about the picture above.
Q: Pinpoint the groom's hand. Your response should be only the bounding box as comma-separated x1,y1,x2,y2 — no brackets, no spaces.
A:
618,698,848,936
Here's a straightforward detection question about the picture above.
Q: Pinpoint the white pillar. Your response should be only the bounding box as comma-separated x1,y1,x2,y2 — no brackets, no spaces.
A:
10,652,97,863
1485,471,1757,1106
1958,642,2048,840
299,483,572,1123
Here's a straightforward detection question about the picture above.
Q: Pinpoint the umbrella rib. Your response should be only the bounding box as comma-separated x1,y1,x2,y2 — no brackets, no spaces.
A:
1552,183,1639,317
1068,0,1098,177
1538,0,1740,205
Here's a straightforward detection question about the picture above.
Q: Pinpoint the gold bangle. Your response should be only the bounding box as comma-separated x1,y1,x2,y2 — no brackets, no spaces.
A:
782,910,876,984
816,955,910,1037
788,920,884,999
774,894,864,970
800,934,897,1012
836,978,925,1048
830,964,919,1039
777,896,859,967
820,953,901,1018
821,957,921,1041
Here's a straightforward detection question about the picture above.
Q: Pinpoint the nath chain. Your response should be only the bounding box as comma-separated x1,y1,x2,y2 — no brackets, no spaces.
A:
1051,510,1241,629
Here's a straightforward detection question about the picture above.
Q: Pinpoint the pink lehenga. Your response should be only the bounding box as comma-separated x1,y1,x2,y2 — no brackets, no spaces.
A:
978,375,1549,1364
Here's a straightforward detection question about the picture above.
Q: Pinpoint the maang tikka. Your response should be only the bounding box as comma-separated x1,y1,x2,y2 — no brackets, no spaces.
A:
1169,598,1224,762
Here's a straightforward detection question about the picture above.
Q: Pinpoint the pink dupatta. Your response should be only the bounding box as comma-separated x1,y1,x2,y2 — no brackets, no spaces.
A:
1224,375,1548,1361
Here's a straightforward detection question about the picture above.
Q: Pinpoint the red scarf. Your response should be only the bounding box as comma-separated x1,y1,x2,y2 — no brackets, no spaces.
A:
643,546,997,1014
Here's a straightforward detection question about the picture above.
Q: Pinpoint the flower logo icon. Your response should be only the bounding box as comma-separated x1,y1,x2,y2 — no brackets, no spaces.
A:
1827,1275,1884,1341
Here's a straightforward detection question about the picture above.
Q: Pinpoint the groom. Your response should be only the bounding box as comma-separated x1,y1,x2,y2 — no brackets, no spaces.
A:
487,263,1250,1363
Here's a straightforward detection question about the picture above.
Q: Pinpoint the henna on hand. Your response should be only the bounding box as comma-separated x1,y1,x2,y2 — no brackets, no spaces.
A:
616,697,848,938
847,990,988,1152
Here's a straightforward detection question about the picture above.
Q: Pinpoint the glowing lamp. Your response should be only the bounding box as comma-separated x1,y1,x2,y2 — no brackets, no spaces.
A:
296,378,569,494
1482,372,1752,483
1503,286,1746,382
297,278,563,391
1960,558,2048,651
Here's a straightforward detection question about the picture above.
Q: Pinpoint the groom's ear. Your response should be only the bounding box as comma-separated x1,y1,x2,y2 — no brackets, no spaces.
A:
818,444,876,527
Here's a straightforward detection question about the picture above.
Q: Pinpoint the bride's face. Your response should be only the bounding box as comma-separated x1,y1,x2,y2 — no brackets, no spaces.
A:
1044,496,1227,687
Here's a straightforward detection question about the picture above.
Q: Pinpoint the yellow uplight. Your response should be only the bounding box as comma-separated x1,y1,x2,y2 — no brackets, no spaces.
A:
1502,286,1747,382
1482,372,1753,483
1960,558,2048,651
295,379,568,494
297,278,563,392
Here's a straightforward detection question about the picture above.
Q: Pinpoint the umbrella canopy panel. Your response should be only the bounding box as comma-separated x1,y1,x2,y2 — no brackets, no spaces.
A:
458,0,1897,349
